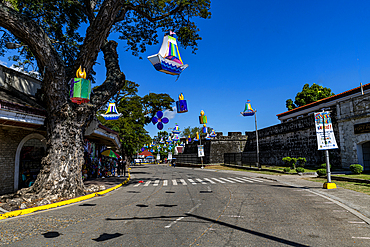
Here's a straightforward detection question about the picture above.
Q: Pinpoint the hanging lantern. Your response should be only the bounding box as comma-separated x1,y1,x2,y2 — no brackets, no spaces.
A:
194,132,199,141
172,124,181,134
199,110,207,124
205,133,211,140
101,103,122,120
70,66,91,104
241,100,255,116
167,135,172,144
147,32,189,76
176,93,188,113
172,134,180,142
210,129,217,138
202,124,207,133
188,135,192,143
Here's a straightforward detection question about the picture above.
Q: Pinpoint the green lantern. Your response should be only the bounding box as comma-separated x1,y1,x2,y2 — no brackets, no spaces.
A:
70,66,91,104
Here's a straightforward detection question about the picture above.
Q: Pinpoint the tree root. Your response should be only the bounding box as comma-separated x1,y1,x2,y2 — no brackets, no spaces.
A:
0,184,105,212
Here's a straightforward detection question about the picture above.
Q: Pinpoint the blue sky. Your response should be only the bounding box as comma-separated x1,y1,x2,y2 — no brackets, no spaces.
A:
3,1,370,138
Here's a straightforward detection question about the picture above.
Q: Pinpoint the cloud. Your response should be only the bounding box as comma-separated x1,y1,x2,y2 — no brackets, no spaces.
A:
0,60,7,66
164,107,177,120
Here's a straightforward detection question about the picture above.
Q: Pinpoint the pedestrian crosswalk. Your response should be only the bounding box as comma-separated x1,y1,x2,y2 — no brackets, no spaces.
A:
132,176,272,187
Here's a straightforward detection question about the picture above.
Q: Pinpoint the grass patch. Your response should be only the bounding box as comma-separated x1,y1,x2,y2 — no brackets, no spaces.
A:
262,166,317,173
304,177,370,195
335,174,370,180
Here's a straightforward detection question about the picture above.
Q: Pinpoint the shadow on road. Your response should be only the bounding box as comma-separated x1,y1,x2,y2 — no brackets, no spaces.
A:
185,213,310,247
42,231,62,238
92,233,123,242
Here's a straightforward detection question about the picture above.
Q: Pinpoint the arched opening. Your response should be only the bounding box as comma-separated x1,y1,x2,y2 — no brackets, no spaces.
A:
14,133,46,191
362,141,370,171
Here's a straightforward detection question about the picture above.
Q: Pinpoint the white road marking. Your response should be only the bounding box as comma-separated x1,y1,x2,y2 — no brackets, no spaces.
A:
188,179,197,185
165,203,201,229
203,178,216,184
180,179,187,185
211,178,226,184
221,215,244,218
227,177,246,183
153,180,160,186
246,177,273,182
196,178,207,184
236,177,255,183
218,177,236,183
349,221,366,224
352,237,370,239
242,177,263,183
144,181,151,186
163,180,168,186
172,179,178,185
133,183,141,187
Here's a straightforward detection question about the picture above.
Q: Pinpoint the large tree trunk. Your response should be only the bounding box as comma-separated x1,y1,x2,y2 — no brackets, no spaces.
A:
31,111,88,203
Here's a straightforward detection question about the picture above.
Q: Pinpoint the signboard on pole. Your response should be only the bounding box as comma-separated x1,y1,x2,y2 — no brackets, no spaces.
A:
197,145,205,157
156,154,160,160
314,112,338,150
168,152,172,160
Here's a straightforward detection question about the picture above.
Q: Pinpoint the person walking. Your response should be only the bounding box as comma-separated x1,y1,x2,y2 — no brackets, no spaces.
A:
117,158,121,177
123,159,127,176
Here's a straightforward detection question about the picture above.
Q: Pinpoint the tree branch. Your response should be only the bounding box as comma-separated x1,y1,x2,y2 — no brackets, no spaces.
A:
125,2,185,23
0,3,62,72
83,0,96,22
91,40,126,108
74,0,124,76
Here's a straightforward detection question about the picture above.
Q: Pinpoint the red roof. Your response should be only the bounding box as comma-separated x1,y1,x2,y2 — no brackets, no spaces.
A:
277,83,370,118
138,150,153,157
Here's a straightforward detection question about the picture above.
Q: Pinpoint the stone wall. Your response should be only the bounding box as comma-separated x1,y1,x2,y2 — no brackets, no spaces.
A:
337,93,370,168
243,110,341,168
0,126,45,195
176,132,247,164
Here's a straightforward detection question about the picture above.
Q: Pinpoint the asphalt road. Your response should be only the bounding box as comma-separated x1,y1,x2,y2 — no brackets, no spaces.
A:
1,164,369,246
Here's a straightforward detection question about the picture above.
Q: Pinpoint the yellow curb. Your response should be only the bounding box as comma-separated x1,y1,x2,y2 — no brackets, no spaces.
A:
0,173,130,220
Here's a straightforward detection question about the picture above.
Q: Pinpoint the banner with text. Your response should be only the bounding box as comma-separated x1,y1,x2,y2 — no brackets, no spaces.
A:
314,112,338,150
197,145,205,157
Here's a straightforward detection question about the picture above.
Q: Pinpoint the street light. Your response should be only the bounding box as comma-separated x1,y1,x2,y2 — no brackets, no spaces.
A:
241,100,260,169
199,110,207,169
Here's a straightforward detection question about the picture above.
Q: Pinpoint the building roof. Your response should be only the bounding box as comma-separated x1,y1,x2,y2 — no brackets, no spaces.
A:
277,83,370,119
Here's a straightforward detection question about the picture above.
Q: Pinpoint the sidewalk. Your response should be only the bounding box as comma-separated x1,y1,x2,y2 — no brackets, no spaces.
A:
0,174,130,220
84,174,129,190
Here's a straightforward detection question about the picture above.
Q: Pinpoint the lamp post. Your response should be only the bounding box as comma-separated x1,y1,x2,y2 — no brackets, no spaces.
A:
254,110,260,169
199,110,207,169
241,100,260,169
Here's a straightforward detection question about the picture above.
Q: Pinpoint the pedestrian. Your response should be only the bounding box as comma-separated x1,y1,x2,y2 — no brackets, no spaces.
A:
123,159,127,176
117,158,121,177
172,159,176,168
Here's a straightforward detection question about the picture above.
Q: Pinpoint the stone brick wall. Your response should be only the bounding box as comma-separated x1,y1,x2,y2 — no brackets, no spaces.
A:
244,111,341,168
337,94,370,168
176,132,247,164
0,126,44,195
